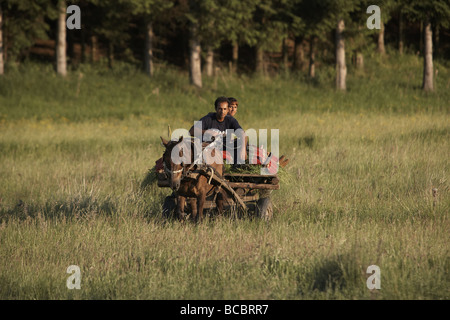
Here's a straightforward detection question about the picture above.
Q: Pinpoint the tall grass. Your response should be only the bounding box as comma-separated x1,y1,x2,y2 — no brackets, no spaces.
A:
0,55,449,299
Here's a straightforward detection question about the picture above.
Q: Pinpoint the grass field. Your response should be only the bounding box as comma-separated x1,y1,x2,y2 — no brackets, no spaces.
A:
0,53,449,299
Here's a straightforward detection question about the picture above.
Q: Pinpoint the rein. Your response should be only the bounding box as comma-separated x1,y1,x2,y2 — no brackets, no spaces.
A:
163,162,184,175
163,138,198,179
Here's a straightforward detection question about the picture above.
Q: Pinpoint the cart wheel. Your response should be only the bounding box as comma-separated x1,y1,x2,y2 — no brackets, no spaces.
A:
162,195,177,218
256,197,273,221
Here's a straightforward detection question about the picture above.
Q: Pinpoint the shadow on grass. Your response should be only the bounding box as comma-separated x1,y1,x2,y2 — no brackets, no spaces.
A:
0,196,116,222
300,253,362,296
310,258,347,292
298,134,317,149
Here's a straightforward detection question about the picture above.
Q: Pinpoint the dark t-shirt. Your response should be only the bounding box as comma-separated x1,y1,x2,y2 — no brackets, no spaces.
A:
190,113,244,163
194,113,242,133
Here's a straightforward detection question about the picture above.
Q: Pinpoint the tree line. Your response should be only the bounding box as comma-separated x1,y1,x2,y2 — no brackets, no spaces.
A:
0,0,449,92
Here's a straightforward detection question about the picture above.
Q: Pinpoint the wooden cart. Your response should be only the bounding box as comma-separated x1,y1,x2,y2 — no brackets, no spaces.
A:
157,167,280,220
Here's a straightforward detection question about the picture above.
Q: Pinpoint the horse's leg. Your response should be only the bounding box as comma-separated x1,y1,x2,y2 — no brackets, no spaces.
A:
190,196,198,222
196,191,206,223
189,198,197,221
176,196,186,221
216,187,224,216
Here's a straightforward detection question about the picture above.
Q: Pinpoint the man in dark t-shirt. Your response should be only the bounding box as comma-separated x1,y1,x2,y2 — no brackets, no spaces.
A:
189,96,242,135
189,96,246,164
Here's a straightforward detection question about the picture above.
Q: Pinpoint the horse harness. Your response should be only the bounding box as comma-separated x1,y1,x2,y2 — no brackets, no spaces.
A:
164,161,218,185
163,138,224,199
163,161,184,176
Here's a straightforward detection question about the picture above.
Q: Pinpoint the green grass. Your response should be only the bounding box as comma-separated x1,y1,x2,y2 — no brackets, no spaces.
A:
0,54,449,299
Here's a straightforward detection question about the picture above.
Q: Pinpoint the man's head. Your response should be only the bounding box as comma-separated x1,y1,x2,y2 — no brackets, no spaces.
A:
214,96,229,122
228,97,238,117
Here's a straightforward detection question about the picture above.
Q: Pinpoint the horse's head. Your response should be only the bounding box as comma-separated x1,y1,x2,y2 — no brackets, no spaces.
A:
160,136,192,191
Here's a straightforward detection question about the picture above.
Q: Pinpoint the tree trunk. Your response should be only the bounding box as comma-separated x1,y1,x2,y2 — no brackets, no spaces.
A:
293,36,304,72
189,23,202,88
398,11,404,55
308,36,316,78
231,41,238,74
91,35,98,63
0,5,4,75
282,37,289,72
255,44,264,75
108,41,114,69
356,52,364,69
145,22,154,77
56,0,67,76
422,20,434,92
336,19,347,91
205,46,214,77
378,21,386,55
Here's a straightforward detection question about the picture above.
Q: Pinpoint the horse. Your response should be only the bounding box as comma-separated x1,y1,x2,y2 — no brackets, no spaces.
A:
160,135,228,222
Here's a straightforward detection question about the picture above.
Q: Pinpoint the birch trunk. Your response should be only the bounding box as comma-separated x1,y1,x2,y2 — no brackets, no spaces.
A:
255,44,264,75
205,46,214,77
189,23,202,88
56,0,67,76
378,21,386,55
356,52,364,69
422,20,434,92
145,22,154,77
0,5,4,75
336,19,347,91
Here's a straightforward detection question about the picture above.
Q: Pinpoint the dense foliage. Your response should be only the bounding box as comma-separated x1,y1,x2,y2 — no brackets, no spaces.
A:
1,0,449,76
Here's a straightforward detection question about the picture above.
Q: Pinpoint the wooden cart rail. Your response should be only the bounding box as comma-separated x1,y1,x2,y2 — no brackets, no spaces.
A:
158,172,279,190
